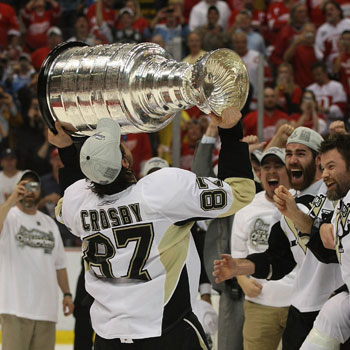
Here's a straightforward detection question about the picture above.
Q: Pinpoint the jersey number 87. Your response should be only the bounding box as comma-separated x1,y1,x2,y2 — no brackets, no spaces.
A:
82,223,154,280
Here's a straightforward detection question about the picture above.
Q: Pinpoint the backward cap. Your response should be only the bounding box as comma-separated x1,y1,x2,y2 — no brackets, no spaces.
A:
80,118,123,185
286,127,323,153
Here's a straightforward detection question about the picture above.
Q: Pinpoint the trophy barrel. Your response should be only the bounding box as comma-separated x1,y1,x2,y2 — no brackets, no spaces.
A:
38,41,249,137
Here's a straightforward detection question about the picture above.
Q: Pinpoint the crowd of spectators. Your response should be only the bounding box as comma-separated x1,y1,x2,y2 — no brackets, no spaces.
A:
0,0,349,248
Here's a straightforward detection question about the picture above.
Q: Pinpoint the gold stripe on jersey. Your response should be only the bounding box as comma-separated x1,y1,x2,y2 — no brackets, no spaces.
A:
158,222,194,304
82,241,91,272
219,178,255,217
55,198,64,224
184,318,209,350
284,216,307,254
309,194,327,218
335,208,342,264
335,203,350,264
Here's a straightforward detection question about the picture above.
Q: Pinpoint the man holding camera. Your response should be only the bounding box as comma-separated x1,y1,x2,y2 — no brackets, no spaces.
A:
0,169,74,350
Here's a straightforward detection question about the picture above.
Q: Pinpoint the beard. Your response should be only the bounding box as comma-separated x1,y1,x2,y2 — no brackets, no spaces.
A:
327,177,350,201
20,196,40,209
288,159,316,191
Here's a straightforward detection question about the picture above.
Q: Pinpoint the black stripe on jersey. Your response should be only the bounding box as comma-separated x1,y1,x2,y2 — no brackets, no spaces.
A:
162,264,192,334
174,217,210,226
247,221,297,280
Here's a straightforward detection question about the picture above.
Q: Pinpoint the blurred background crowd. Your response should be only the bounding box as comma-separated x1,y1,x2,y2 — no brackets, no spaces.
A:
0,0,349,246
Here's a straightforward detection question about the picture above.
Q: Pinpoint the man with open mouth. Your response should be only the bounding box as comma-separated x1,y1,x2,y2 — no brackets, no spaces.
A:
214,127,343,350
231,146,295,350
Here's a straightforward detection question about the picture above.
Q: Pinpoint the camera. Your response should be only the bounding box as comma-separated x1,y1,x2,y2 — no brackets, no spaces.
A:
25,182,40,192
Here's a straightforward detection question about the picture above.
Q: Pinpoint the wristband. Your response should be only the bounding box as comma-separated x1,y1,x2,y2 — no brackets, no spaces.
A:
63,292,72,298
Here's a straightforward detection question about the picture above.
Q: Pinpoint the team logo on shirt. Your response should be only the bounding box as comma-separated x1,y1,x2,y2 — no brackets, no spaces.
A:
15,225,55,254
309,194,327,219
250,218,269,246
335,201,350,263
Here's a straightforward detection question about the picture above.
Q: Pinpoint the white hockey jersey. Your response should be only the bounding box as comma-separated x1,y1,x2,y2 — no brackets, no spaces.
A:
332,189,350,289
57,167,254,339
280,181,343,312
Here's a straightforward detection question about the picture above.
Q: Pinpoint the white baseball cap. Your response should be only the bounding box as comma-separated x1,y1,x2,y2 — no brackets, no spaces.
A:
287,127,323,152
80,119,123,185
261,147,286,165
142,157,169,176
47,26,62,37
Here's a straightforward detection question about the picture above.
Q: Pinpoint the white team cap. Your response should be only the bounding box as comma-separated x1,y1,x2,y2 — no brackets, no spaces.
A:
142,157,169,176
261,147,286,165
80,118,123,185
286,126,324,153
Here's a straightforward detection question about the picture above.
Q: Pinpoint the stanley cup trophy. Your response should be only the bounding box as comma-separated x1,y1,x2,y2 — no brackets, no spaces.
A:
38,41,249,136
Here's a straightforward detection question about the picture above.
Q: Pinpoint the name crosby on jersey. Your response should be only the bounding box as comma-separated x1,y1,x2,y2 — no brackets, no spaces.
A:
80,203,143,232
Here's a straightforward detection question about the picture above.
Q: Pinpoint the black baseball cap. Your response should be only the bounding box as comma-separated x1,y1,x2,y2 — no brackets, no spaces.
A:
1,148,16,159
19,170,41,184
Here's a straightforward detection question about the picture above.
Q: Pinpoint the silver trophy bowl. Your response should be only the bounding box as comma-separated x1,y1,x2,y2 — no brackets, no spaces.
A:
38,41,249,136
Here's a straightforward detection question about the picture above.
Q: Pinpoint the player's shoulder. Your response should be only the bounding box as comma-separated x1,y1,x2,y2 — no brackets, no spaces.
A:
139,167,196,202
140,167,195,185
64,179,90,197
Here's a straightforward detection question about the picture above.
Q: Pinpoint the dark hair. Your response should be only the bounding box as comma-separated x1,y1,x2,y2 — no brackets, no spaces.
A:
322,0,343,19
302,89,317,103
342,30,350,36
311,60,327,72
319,133,350,170
89,146,136,198
290,3,305,24
208,5,219,14
311,149,318,160
89,166,136,198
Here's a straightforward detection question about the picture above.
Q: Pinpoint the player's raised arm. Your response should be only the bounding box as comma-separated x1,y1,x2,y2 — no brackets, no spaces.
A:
215,106,255,214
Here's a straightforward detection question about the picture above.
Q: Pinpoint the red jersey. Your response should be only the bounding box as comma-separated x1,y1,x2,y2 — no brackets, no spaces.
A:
116,17,149,34
243,109,290,141
0,3,20,50
31,46,51,71
270,25,298,66
335,53,350,98
291,45,318,89
267,1,291,45
276,85,302,113
86,3,118,30
124,133,153,179
306,0,325,27
20,5,61,51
